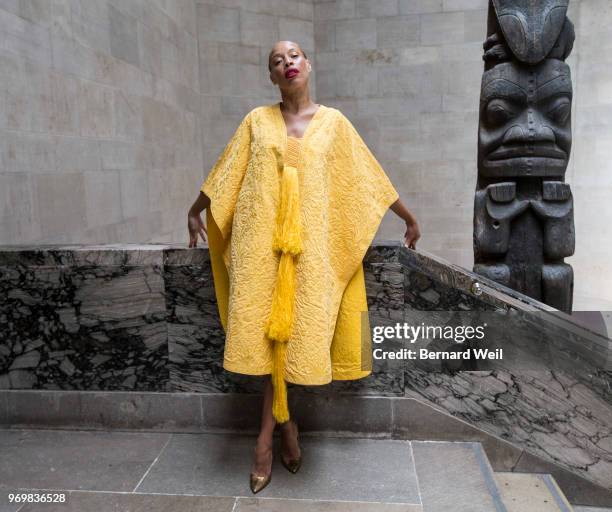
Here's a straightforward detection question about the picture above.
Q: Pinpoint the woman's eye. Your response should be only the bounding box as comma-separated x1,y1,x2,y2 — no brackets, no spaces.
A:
273,53,298,66
485,99,517,125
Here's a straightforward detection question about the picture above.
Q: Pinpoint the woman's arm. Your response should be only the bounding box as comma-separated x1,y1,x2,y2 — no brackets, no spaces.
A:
189,190,210,215
187,191,211,248
390,197,421,250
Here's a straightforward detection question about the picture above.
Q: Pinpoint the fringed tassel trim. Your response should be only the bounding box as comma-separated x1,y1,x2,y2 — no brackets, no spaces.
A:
272,164,302,255
264,161,302,424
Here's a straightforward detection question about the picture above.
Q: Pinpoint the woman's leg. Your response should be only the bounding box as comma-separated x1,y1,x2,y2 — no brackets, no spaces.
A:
251,376,275,476
251,376,301,475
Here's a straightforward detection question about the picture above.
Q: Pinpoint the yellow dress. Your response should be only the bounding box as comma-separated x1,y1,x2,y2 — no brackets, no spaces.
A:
201,102,399,421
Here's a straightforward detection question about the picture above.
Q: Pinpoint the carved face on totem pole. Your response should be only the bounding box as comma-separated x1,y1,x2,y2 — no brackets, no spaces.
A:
479,59,573,179
473,0,576,313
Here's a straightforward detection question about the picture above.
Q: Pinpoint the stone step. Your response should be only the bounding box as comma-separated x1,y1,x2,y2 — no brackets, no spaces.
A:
411,441,507,512
1,427,606,512
494,472,573,512
573,507,612,512
8,485,611,512
3,389,611,509
2,490,423,512
0,428,422,509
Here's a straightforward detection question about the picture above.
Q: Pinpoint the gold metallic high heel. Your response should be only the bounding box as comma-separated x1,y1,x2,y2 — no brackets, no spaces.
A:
280,420,302,474
249,442,273,494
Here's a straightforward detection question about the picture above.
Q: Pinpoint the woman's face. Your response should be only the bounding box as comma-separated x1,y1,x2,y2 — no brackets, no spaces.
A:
269,42,311,90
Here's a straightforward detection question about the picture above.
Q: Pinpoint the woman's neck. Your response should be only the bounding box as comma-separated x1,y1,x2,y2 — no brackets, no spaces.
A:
279,93,316,114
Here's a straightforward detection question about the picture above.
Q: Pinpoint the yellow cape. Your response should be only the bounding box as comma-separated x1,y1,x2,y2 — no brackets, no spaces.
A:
201,102,399,421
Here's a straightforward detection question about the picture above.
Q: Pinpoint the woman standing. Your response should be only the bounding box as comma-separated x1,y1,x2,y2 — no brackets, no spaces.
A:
187,40,420,494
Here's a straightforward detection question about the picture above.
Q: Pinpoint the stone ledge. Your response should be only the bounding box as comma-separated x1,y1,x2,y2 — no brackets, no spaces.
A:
1,388,610,507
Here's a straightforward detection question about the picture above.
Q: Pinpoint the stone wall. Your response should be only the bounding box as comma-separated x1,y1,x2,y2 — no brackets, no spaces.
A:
313,0,490,268
1,0,611,308
312,0,612,310
565,0,612,310
0,0,202,244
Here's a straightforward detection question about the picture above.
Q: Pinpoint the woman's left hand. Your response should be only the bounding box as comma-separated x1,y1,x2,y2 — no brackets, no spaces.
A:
388,198,421,250
404,218,420,250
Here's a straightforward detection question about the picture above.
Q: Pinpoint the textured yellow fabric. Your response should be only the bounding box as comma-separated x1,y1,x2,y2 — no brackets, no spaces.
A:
265,136,303,422
201,102,399,387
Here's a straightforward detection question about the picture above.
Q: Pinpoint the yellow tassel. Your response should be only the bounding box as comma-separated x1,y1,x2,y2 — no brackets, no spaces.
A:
265,157,303,424
264,253,296,341
272,165,302,255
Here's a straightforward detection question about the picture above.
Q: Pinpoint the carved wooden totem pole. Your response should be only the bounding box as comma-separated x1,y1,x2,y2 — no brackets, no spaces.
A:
473,0,576,313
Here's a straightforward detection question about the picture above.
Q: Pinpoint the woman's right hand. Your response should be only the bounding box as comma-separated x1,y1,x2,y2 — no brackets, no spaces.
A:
188,210,208,247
